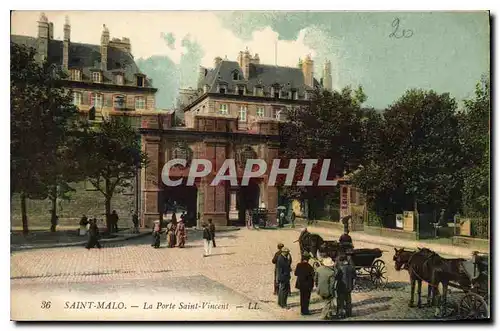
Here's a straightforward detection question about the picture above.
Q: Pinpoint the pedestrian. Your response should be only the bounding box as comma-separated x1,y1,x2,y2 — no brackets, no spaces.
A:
291,211,296,228
50,210,58,232
272,243,285,295
335,254,356,318
294,252,315,315
166,218,177,248
86,219,102,249
110,210,119,233
132,212,139,234
246,209,253,228
276,247,292,309
79,214,89,236
202,222,212,257
180,211,186,223
151,220,161,248
341,215,351,234
315,257,337,320
176,218,187,248
208,219,216,248
339,230,353,249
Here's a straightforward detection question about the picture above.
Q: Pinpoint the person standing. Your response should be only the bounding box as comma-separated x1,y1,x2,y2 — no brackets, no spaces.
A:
151,220,161,248
291,211,296,228
50,211,58,232
276,247,292,309
79,214,89,236
208,219,216,248
86,219,102,249
272,243,285,295
341,215,351,234
294,252,315,315
202,223,212,257
132,212,139,234
315,257,337,320
166,218,177,248
335,255,356,318
176,218,187,248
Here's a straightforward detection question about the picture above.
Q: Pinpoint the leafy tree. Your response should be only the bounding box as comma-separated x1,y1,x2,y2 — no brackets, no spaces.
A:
11,42,78,233
77,118,148,232
353,89,463,222
279,86,367,209
459,77,490,217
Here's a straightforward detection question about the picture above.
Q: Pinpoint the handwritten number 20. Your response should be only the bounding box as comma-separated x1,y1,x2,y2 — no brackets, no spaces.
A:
41,301,51,309
390,18,413,39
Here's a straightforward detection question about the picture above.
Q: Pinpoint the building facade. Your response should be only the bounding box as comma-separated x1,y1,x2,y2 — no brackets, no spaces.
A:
140,49,333,228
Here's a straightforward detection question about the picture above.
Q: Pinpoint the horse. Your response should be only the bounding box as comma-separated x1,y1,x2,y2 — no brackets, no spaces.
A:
393,247,437,308
416,248,470,316
297,230,324,258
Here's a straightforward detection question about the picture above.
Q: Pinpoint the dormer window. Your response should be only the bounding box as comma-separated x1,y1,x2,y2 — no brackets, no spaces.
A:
274,88,280,99
218,84,227,94
136,76,144,87
280,90,288,99
92,72,101,83
115,74,124,85
232,71,240,81
237,86,245,96
70,69,81,81
254,86,264,97
290,90,297,100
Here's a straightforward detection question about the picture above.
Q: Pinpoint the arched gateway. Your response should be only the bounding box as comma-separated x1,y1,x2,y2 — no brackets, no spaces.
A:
139,113,280,228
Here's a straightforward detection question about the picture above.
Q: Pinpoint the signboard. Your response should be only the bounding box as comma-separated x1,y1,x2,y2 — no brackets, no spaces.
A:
340,186,350,218
403,211,414,232
395,214,404,229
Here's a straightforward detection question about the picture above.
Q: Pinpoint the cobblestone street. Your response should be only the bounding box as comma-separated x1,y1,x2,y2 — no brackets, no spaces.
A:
11,226,466,321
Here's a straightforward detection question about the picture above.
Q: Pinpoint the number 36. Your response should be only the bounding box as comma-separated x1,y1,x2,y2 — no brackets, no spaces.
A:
41,301,51,309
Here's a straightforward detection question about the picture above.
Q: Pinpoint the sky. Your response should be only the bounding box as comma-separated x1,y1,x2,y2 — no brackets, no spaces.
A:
11,11,490,110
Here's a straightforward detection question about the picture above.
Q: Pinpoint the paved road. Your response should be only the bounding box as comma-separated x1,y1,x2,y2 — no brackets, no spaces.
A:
11,227,468,321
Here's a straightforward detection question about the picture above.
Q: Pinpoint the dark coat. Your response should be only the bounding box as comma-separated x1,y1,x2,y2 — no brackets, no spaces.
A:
202,227,212,240
89,223,99,237
339,234,352,244
294,261,315,290
277,254,292,282
209,223,215,239
132,214,139,226
336,262,356,292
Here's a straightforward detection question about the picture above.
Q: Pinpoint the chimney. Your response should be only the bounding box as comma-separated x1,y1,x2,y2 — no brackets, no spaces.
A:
109,37,132,54
237,51,244,68
322,60,332,91
214,56,222,67
301,54,314,87
48,22,54,40
198,66,207,85
242,48,251,80
63,16,70,70
36,12,49,62
100,24,110,71
250,53,260,65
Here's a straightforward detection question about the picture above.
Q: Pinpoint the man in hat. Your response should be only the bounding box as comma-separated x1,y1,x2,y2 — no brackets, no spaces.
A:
276,247,292,308
152,220,161,248
315,257,337,319
294,252,315,315
341,215,352,234
339,230,353,249
176,218,187,248
202,222,213,257
272,243,285,295
335,254,356,318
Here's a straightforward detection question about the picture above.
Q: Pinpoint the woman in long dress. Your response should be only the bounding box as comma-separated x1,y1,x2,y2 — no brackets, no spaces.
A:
176,219,187,248
166,220,177,248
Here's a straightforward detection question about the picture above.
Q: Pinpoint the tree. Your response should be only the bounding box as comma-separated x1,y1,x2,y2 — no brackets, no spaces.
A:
353,89,463,222
459,77,490,217
77,118,148,232
11,42,79,233
279,86,367,207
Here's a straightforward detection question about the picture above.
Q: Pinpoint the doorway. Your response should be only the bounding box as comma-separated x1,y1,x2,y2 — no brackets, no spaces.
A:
162,179,198,227
236,180,260,225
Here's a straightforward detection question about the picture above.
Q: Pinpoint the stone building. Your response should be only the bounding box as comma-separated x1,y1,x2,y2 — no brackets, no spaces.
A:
140,49,333,228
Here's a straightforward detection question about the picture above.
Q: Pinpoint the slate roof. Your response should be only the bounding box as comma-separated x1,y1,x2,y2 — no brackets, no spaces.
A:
197,60,321,96
11,34,153,87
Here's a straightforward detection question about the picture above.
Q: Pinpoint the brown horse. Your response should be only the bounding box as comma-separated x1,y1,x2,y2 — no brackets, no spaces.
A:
393,247,436,308
416,248,470,315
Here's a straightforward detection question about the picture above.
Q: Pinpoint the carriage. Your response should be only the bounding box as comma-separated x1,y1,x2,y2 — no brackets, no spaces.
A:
456,251,489,319
303,235,388,289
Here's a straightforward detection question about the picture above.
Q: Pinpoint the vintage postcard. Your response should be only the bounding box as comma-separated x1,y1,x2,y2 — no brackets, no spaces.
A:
10,10,490,321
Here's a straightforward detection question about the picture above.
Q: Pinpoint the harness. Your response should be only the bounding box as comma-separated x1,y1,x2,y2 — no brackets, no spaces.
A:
406,250,440,289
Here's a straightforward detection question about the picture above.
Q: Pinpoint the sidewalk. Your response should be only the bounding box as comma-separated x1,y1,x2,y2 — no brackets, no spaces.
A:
294,221,489,259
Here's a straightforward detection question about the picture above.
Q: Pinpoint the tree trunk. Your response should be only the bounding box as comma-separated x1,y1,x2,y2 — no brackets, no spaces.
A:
105,195,111,234
20,192,28,234
50,186,57,232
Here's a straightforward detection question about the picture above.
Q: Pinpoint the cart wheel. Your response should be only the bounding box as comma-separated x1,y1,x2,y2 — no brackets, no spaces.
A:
458,293,488,319
370,259,388,289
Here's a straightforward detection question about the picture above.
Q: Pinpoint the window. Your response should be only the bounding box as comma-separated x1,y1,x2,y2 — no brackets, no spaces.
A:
238,86,245,96
280,90,288,99
290,90,297,100
70,69,81,81
256,107,264,118
232,72,239,80
135,97,146,110
72,92,82,106
114,95,126,110
92,72,101,83
136,76,144,87
239,106,247,122
116,74,124,85
255,87,263,97
219,104,228,115
273,109,282,120
91,93,103,108
219,87,226,94
274,88,280,99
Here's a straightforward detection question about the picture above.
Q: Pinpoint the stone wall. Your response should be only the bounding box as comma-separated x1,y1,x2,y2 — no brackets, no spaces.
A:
11,181,135,228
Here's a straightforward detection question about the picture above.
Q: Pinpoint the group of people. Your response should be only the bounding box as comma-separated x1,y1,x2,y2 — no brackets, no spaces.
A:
79,216,102,249
272,241,356,319
152,212,188,249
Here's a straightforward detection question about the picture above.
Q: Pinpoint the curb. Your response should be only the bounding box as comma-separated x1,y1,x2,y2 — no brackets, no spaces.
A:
11,231,151,251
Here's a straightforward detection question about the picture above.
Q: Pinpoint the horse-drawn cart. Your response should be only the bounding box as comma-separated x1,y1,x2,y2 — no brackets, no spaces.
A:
457,251,489,319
